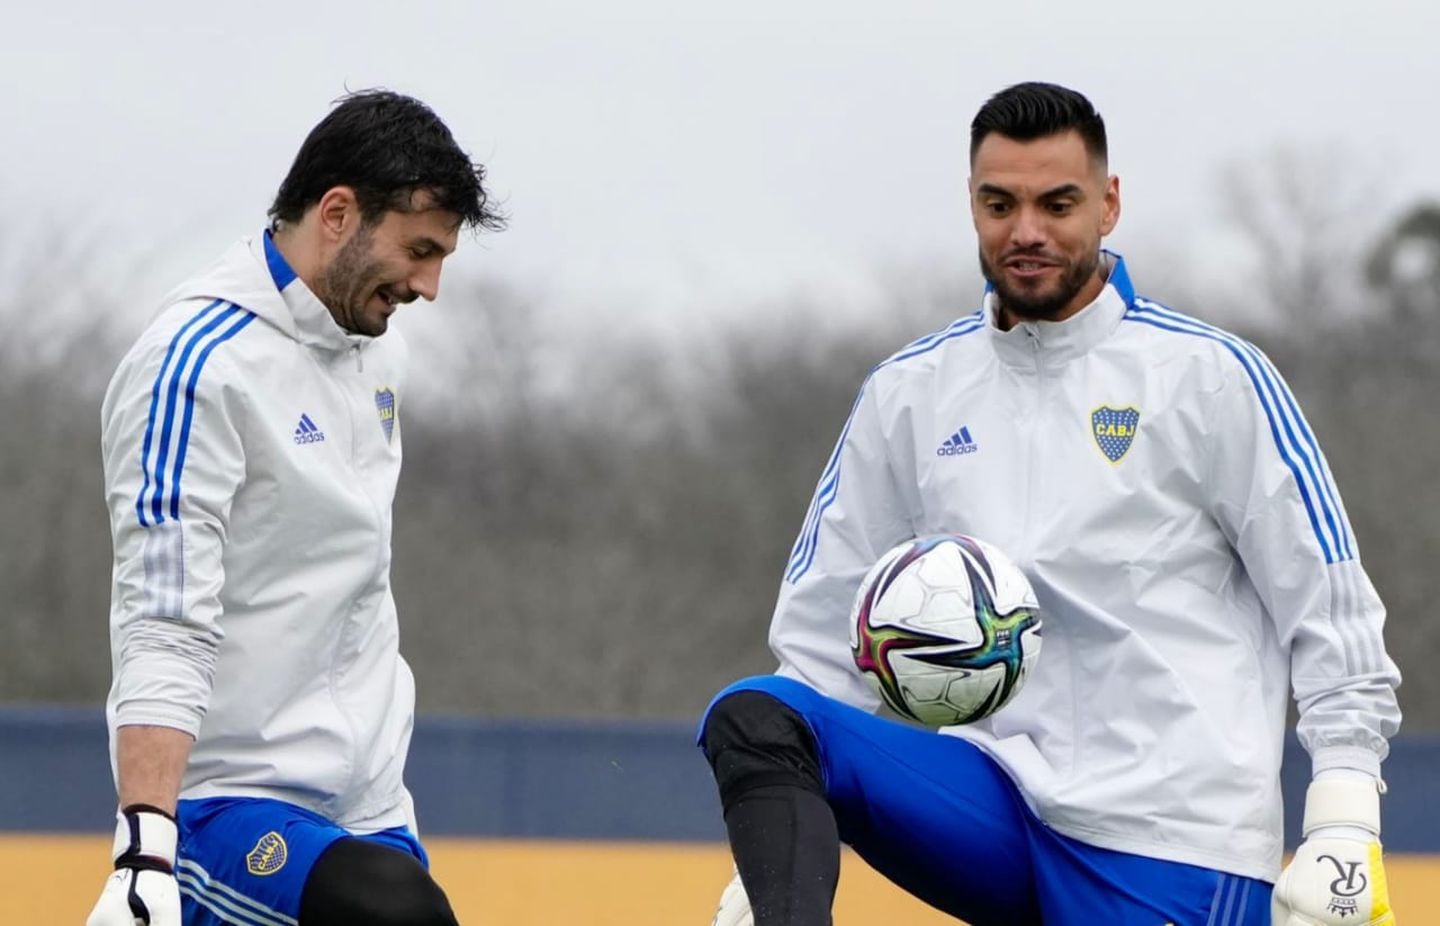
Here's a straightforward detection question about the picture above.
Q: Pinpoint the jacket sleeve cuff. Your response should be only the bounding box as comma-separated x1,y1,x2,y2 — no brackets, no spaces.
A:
114,703,205,739
1309,744,1383,780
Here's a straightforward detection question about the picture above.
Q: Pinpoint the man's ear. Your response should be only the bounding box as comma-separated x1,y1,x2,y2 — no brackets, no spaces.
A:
1100,174,1121,237
315,186,361,242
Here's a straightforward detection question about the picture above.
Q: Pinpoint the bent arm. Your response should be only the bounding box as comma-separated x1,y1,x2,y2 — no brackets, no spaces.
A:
101,316,251,791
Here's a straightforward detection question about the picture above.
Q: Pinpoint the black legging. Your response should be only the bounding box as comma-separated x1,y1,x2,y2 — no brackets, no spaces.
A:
702,689,841,926
298,836,460,925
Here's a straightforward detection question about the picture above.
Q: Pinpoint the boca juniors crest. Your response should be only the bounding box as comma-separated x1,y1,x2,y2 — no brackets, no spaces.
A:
375,387,396,443
1091,406,1139,462
246,831,288,876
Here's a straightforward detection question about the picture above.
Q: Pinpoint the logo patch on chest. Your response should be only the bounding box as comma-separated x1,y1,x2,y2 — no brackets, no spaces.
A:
1091,406,1139,462
375,388,396,443
293,413,325,445
245,831,287,875
936,425,978,457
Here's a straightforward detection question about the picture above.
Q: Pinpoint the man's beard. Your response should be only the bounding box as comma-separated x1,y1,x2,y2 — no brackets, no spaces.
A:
979,248,1099,322
314,223,383,335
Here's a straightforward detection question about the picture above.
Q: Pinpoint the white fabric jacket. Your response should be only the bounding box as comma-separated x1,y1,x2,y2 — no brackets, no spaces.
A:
772,254,1401,881
101,233,416,830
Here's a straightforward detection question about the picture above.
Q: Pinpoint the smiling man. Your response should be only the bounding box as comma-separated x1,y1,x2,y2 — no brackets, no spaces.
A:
700,82,1400,925
88,90,503,926
969,108,1117,327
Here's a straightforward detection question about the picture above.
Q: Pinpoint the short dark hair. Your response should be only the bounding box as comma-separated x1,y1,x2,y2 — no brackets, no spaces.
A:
970,82,1107,167
269,89,505,232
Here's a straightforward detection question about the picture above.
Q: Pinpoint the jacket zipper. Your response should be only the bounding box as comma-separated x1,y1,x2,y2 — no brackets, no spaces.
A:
335,342,390,809
1023,326,1043,551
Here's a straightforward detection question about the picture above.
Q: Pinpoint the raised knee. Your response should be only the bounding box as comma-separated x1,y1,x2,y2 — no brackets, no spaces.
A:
702,690,824,803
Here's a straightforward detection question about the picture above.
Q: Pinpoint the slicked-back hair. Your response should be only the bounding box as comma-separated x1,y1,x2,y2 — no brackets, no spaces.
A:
269,89,505,233
970,82,1107,168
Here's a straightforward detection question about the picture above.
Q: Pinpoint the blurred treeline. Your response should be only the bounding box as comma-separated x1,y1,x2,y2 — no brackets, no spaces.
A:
3,195,1438,727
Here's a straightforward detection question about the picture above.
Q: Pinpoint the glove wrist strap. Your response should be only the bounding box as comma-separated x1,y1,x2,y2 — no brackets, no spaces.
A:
1302,777,1381,838
111,806,178,873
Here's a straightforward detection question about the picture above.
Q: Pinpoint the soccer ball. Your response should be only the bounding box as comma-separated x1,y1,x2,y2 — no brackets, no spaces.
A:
849,534,1042,726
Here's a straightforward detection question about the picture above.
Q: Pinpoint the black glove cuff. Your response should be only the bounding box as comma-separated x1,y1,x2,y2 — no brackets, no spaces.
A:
120,803,177,823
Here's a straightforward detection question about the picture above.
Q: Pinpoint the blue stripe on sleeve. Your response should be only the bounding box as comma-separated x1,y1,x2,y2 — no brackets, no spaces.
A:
136,300,225,528
784,393,865,583
784,312,988,573
785,313,986,584
1132,299,1351,560
1243,346,1354,561
167,311,257,520
149,304,245,524
1124,300,1351,563
141,303,257,525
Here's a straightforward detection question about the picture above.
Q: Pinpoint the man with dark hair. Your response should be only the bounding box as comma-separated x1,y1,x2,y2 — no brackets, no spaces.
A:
88,90,502,925
701,82,1400,925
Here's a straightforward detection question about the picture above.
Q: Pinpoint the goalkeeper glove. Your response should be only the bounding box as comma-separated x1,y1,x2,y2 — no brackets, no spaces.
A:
1272,773,1395,925
86,805,182,926
711,867,754,926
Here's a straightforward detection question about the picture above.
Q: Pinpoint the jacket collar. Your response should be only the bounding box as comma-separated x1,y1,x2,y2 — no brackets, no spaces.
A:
985,250,1133,368
159,231,369,355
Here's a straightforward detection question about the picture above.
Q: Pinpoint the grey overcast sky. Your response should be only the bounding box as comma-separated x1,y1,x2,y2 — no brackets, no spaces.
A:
4,0,1438,329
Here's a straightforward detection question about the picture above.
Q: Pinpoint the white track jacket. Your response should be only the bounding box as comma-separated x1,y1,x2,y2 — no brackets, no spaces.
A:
773,255,1401,881
102,233,415,830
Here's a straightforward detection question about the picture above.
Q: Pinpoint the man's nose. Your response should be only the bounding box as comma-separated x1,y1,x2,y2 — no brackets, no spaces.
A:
1009,206,1047,249
409,262,442,302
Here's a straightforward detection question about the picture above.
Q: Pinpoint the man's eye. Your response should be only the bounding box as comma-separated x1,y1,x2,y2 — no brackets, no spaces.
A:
986,202,1011,216
1047,202,1074,215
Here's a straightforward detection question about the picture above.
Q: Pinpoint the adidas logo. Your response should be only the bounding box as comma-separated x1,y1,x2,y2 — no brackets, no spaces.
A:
936,425,978,457
294,413,326,445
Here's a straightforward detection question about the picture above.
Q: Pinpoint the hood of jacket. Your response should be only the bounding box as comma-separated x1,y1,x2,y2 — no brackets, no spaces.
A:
158,232,371,356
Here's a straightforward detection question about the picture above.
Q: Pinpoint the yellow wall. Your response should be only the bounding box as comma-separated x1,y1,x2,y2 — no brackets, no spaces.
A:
9,835,1437,924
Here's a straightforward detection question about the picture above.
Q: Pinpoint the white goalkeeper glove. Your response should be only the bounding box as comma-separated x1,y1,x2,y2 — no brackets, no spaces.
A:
86,805,182,926
711,867,754,926
1272,773,1395,925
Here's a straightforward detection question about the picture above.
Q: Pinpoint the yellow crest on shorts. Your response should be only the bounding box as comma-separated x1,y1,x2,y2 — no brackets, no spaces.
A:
246,831,288,876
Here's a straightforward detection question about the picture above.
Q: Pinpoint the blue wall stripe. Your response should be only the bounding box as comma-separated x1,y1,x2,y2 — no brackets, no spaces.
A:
168,312,256,520
3,707,1438,849
1124,303,1346,563
1130,299,1351,561
136,300,225,528
785,315,986,583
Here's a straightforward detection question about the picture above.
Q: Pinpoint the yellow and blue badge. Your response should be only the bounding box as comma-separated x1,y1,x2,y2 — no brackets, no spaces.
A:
1091,406,1139,462
375,387,396,444
245,831,288,876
